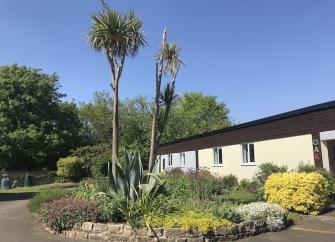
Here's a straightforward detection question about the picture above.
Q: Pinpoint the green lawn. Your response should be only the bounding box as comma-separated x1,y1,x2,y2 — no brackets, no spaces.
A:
0,182,78,193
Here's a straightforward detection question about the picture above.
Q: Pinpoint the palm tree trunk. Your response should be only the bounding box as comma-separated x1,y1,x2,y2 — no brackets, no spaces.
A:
148,64,160,171
148,28,167,171
112,79,119,177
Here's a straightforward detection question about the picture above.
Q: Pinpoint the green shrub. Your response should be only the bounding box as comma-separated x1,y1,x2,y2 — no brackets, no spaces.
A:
56,156,85,182
220,174,239,191
28,189,69,212
90,153,110,178
213,203,241,223
255,162,287,184
239,179,262,194
70,144,112,178
39,197,102,233
298,163,335,197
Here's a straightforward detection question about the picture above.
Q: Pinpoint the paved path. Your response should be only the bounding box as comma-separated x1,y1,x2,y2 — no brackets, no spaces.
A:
0,193,335,242
0,193,81,242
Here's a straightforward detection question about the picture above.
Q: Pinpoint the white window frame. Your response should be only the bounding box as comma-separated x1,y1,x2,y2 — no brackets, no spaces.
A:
213,147,223,166
168,154,173,166
179,152,186,166
242,143,255,165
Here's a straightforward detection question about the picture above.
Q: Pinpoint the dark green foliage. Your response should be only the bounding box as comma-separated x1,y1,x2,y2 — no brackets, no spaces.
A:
298,162,335,197
0,65,88,170
28,189,70,212
79,92,231,167
255,163,288,185
70,144,112,178
161,92,231,143
39,198,102,233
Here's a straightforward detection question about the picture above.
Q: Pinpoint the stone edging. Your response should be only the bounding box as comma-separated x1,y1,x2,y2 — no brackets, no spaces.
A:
44,219,269,241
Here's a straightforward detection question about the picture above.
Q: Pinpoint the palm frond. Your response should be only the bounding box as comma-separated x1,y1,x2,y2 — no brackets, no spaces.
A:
87,8,146,58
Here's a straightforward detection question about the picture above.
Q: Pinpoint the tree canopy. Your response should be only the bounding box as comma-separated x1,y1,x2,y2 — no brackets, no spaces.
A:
0,65,88,170
79,92,231,164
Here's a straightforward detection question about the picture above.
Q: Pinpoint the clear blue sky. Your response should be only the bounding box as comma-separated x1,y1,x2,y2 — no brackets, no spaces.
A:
0,0,334,123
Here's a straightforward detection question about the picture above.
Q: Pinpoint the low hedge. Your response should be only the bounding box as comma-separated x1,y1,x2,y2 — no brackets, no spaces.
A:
264,172,328,215
28,188,69,212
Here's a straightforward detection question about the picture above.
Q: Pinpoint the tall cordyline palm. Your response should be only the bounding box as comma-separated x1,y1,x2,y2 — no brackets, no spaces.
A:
148,29,183,171
87,6,146,178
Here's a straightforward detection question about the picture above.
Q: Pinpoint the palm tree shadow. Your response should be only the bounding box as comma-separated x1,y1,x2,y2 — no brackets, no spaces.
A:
0,192,36,202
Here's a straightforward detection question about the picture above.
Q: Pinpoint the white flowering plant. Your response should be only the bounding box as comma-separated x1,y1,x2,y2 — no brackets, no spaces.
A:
236,202,287,231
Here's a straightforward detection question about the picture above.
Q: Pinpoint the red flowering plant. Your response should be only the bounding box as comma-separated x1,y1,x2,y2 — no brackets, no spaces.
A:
39,197,102,233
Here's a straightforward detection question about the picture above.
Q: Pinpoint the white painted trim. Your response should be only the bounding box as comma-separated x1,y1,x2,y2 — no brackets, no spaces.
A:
320,130,335,141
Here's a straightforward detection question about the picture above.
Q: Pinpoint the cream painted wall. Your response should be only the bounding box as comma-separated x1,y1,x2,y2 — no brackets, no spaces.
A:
198,134,314,180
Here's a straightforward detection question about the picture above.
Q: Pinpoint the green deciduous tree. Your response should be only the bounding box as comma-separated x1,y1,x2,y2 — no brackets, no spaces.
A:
0,65,87,170
88,5,146,177
162,92,231,142
79,92,230,168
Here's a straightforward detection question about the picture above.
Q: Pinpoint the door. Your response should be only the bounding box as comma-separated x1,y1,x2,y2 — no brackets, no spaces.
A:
327,141,335,176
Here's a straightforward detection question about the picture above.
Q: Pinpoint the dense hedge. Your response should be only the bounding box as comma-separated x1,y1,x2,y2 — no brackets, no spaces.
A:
264,172,328,215
56,156,85,182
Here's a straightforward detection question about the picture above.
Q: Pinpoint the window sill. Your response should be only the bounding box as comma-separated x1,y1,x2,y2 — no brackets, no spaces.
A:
241,163,256,166
212,165,223,167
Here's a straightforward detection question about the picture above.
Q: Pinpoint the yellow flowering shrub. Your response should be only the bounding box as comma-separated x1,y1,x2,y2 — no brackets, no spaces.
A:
146,211,232,234
264,172,328,215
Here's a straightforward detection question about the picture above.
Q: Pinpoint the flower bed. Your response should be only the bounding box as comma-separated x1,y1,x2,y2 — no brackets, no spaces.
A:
44,219,269,242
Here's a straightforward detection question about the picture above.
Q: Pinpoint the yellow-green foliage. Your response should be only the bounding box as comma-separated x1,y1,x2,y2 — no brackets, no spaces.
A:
56,156,85,182
264,172,328,215
146,211,232,234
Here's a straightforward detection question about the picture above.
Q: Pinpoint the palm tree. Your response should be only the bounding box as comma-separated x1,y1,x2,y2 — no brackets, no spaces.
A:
88,6,146,177
148,29,183,171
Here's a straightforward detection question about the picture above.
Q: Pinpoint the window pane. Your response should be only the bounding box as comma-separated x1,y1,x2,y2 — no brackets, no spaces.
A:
242,144,248,163
249,144,255,163
163,159,165,169
218,148,223,164
213,148,218,165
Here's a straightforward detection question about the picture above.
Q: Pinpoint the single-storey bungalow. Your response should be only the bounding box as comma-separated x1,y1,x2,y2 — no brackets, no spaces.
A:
157,100,335,179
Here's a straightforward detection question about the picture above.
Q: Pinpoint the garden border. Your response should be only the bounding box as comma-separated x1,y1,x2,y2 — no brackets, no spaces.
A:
44,219,270,241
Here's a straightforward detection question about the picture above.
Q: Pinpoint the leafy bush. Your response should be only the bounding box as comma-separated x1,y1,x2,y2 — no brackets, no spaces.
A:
213,203,241,223
148,211,232,234
28,189,69,212
220,174,239,191
56,156,85,182
239,179,261,194
73,181,124,223
264,172,328,215
237,202,287,231
298,163,335,197
163,169,238,202
255,163,287,185
39,198,102,233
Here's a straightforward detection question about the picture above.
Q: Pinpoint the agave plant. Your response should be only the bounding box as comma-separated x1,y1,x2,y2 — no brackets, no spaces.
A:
108,150,164,200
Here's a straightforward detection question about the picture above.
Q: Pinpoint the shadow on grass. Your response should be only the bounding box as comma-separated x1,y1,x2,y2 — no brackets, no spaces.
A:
0,192,36,202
